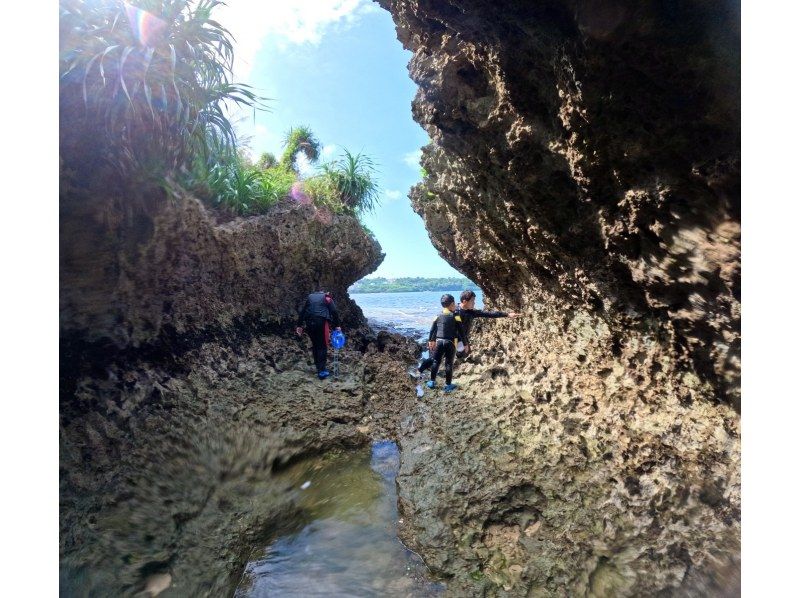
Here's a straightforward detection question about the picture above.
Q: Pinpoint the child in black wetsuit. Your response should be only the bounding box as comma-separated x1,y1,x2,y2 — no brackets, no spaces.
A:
456,289,520,356
415,290,520,382
425,294,466,392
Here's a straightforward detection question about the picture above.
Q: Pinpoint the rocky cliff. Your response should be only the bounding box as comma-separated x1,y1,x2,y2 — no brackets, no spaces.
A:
379,0,740,595
60,173,382,348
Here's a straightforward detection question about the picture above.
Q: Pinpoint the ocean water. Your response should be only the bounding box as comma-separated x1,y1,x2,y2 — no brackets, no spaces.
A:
351,290,484,342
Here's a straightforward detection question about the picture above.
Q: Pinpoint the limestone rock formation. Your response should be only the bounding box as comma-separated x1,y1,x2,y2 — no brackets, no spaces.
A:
60,330,420,596
379,0,740,595
58,177,416,595
60,177,382,348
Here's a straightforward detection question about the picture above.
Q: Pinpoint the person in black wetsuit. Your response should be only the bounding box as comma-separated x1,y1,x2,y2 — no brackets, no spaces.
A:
414,289,520,378
296,290,341,379
425,294,466,392
456,289,520,356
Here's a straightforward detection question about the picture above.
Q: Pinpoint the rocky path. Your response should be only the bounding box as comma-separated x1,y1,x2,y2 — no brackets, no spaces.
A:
60,319,740,598
60,331,418,596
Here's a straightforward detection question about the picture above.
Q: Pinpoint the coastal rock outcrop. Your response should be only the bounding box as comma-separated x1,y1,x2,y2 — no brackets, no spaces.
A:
60,330,419,596
60,177,382,348
379,0,741,595
59,179,418,595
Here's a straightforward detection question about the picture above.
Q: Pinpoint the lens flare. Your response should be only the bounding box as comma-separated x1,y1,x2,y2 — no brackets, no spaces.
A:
291,182,312,205
124,2,168,47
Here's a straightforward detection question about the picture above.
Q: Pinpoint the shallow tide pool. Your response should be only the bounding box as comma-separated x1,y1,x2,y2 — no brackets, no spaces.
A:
234,441,445,597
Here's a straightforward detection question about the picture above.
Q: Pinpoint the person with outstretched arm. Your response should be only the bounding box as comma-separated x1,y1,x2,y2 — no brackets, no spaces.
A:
425,294,466,393
455,289,520,356
414,289,520,380
296,290,341,380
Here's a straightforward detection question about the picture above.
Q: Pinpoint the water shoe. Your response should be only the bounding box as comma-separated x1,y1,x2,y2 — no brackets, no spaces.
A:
318,370,330,380
426,380,436,389
443,383,458,393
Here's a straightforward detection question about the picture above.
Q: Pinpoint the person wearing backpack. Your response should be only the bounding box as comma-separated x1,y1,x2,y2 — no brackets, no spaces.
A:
296,290,341,379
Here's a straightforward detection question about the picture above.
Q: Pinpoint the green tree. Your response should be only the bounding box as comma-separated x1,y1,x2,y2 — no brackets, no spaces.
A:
280,126,321,173
257,151,278,170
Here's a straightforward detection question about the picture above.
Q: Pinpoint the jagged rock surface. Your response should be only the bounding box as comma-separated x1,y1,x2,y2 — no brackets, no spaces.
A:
58,180,420,595
60,179,382,347
399,315,739,597
60,331,419,596
379,0,740,595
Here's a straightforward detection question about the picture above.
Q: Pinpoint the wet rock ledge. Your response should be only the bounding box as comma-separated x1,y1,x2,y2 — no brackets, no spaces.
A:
378,0,740,595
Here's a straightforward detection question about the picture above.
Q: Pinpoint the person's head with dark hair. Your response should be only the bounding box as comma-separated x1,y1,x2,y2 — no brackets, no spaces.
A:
440,293,456,310
460,289,477,309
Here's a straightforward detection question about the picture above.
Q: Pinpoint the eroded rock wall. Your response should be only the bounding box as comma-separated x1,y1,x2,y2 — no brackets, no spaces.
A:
379,0,740,595
60,176,382,348
381,0,739,404
59,177,409,595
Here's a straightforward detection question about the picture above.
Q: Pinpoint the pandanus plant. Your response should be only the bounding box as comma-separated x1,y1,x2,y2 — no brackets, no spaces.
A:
59,0,267,175
279,126,322,173
322,149,381,215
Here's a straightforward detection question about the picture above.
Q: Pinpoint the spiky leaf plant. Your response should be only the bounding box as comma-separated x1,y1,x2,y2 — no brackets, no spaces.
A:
279,126,321,173
259,166,295,205
322,149,381,215
60,0,267,176
304,174,345,213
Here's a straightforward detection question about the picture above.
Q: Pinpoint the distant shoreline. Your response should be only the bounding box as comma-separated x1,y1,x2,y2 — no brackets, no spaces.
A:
350,289,480,294
349,277,480,294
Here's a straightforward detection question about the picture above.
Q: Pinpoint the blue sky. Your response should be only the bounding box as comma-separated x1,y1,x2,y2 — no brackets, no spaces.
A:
219,0,462,279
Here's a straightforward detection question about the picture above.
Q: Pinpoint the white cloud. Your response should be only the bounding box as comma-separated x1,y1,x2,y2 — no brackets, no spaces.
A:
384,189,402,202
212,2,376,157
321,144,338,159
296,153,316,178
216,0,370,82
403,149,423,169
